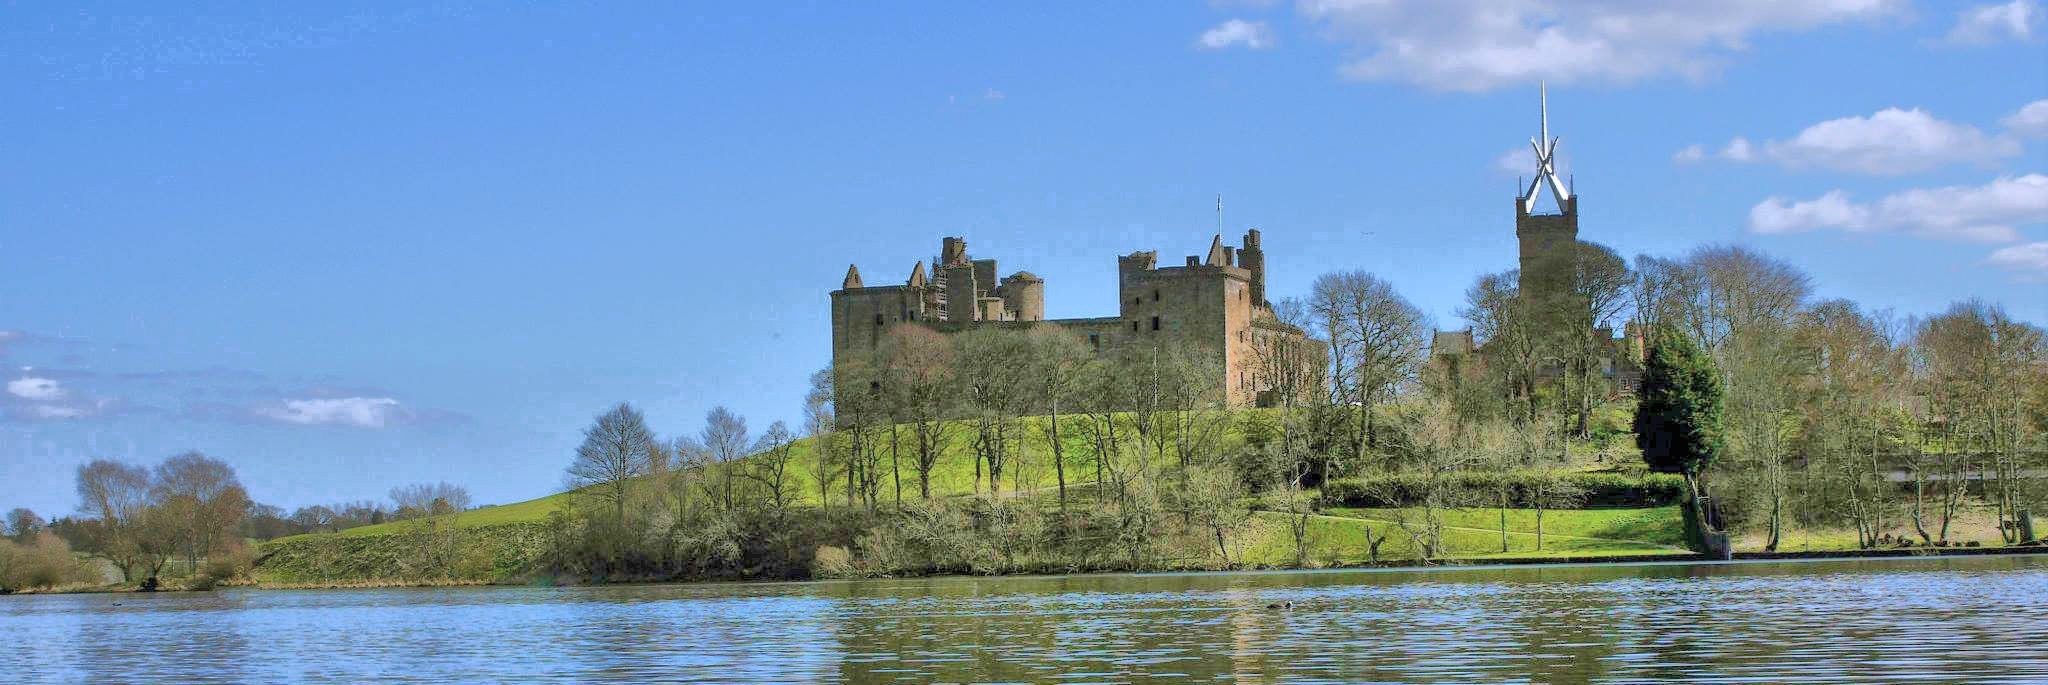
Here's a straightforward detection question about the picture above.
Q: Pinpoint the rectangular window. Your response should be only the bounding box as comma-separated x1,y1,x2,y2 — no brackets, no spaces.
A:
1152,289,1160,302
1089,334,1101,354
1151,316,1161,331
1130,321,1139,332
874,313,884,326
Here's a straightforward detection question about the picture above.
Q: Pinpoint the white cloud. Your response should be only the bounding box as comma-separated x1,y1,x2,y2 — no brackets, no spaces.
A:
1750,190,1870,235
1673,144,1707,163
2005,99,2048,139
1988,241,2048,273
1199,19,1274,49
2,376,117,421
1722,137,1757,162
256,397,403,429
1767,108,2018,173
1749,174,2048,243
1295,0,1902,92
1943,0,2038,44
6,377,62,401
982,88,1006,101
1705,108,2018,173
28,404,88,419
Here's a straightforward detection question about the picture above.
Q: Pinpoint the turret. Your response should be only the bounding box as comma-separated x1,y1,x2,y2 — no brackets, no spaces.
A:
1000,271,1045,321
842,264,863,289
1240,229,1266,307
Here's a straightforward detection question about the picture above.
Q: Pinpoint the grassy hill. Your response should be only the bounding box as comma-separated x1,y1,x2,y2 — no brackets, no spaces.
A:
273,412,1257,541
253,409,1700,585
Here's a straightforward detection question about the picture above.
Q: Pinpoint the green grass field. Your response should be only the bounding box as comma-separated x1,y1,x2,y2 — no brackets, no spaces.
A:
278,412,1249,540
1242,505,1689,566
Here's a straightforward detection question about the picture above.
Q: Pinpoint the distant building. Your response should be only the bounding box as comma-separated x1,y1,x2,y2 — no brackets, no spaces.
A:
830,230,1310,410
1431,85,1644,395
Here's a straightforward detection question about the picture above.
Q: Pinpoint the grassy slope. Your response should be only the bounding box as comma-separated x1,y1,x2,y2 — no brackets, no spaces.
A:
276,413,1245,540
1242,506,1688,566
263,406,1993,579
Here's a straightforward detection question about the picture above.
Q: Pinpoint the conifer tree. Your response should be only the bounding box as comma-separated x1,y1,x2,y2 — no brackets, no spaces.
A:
1634,328,1725,486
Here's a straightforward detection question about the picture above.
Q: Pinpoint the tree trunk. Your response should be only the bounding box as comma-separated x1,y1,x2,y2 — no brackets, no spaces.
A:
1050,401,1068,512
890,423,903,508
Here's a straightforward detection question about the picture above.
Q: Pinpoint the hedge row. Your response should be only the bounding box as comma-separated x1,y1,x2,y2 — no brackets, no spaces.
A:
1321,471,1685,509
255,521,550,584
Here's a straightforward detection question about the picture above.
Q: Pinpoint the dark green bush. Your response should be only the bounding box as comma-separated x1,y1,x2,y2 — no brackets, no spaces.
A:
1321,471,1683,509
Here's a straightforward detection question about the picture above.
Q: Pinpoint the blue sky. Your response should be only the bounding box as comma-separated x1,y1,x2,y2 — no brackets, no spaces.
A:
3,1,2044,515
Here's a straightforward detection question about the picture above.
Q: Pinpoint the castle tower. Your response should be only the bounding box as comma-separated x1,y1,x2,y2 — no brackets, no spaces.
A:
999,271,1045,321
939,237,980,323
1239,229,1266,307
1515,82,1577,303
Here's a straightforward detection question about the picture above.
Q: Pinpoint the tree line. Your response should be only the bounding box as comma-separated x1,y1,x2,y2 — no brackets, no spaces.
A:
1,452,476,592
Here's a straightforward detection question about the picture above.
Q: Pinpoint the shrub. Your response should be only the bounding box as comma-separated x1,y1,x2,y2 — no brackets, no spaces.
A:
811,545,856,579
1321,471,1684,509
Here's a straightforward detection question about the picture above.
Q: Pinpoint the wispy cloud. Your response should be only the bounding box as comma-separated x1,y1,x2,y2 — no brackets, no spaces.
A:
1,374,127,421
7,377,64,401
1942,0,2039,45
1988,241,2048,277
1198,19,1274,50
254,397,405,428
2005,99,2048,139
1686,108,2018,174
1296,0,1902,92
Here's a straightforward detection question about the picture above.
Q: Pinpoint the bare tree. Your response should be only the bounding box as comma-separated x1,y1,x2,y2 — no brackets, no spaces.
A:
152,452,250,574
1540,241,1633,436
955,328,1029,495
5,508,42,542
745,421,800,517
566,403,658,524
74,459,166,582
1463,270,1545,421
803,367,844,509
880,324,960,500
390,481,473,519
1025,326,1094,510
700,406,751,511
1313,270,1428,461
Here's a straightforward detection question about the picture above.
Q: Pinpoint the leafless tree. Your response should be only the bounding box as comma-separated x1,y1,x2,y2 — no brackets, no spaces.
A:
880,324,960,500
1312,270,1428,462
802,367,844,509
152,452,250,574
745,421,800,517
566,403,658,524
391,481,473,519
955,327,1029,495
700,406,751,511
1462,270,1545,421
5,508,42,541
1025,326,1094,510
74,459,167,581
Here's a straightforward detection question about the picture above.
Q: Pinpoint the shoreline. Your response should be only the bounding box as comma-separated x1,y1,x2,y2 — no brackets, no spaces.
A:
27,545,2038,595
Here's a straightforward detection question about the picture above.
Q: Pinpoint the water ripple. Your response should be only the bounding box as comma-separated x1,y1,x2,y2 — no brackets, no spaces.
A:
3,556,2047,683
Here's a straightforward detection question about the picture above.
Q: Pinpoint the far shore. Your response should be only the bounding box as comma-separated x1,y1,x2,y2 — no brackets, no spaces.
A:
14,545,2044,596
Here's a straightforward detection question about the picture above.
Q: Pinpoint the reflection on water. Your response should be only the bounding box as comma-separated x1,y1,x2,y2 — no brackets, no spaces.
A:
5,556,2048,683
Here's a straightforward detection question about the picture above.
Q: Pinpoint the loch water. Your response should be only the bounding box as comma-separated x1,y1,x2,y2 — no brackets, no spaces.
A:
5,555,2047,683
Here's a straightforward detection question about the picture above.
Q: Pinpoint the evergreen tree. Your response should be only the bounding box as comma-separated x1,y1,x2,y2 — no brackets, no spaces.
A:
1634,328,1724,480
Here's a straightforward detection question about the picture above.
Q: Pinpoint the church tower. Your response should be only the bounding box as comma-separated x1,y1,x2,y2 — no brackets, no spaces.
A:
1515,82,1577,303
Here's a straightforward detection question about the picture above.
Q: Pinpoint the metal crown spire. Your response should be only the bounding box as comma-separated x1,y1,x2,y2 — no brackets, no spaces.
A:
1522,81,1571,214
